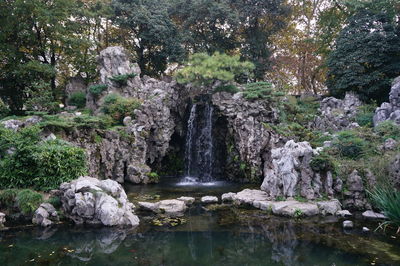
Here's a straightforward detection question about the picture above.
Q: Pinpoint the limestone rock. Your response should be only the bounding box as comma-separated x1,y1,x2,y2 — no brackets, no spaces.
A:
273,202,320,217
389,153,400,189
32,203,59,227
317,200,342,215
261,140,334,199
373,76,400,126
138,199,187,216
342,170,369,210
232,189,270,205
176,196,195,205
380,138,398,151
60,176,139,226
363,227,370,232
65,76,87,101
343,220,354,229
201,196,218,204
362,210,387,220
0,212,5,227
314,92,362,131
221,192,236,202
1,119,24,131
336,210,352,217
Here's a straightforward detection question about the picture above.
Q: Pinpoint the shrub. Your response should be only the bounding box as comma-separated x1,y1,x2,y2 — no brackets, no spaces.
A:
310,152,336,172
68,92,86,108
214,84,239,94
89,84,108,97
333,131,366,159
375,120,400,140
109,73,137,86
102,94,141,124
0,127,87,191
0,189,18,209
243,82,273,100
16,189,43,215
25,82,60,113
369,186,400,230
355,104,376,127
46,195,61,208
0,98,10,118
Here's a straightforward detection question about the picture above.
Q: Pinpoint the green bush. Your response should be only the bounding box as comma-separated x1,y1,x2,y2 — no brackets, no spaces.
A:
89,84,108,97
0,126,87,191
0,189,18,209
310,152,336,172
369,186,400,230
25,82,60,114
46,195,61,208
333,131,366,159
0,98,10,118
214,84,239,94
375,120,400,140
16,189,43,215
102,94,141,124
243,82,273,100
68,92,86,108
109,73,137,86
355,104,376,127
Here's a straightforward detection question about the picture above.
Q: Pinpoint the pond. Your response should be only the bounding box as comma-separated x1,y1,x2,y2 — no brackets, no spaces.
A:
1,180,400,266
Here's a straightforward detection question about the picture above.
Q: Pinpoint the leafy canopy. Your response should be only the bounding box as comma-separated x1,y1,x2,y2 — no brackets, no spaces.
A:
175,52,254,87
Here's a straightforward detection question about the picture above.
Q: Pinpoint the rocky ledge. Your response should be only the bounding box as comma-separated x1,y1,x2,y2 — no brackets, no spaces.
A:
59,176,139,226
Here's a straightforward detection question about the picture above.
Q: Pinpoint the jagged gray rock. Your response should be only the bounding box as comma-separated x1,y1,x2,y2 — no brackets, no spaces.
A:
176,196,195,205
138,199,187,216
212,92,278,181
343,220,354,229
201,196,218,204
389,154,400,189
261,140,334,200
0,212,5,227
60,176,139,226
362,210,387,220
314,92,362,131
32,203,59,227
342,170,370,210
373,76,400,126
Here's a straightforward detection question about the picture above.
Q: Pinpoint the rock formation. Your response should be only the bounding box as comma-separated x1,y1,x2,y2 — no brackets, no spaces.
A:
0,212,5,228
59,176,139,226
212,92,278,181
314,92,362,131
32,203,59,227
261,140,334,200
373,76,400,126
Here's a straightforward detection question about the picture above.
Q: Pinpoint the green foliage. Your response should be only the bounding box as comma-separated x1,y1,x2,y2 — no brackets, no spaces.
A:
214,84,239,94
375,120,400,140
68,92,86,108
25,82,60,114
102,94,142,124
369,186,400,229
333,131,367,159
46,195,61,209
294,195,308,203
355,104,376,127
0,99,10,118
326,10,400,103
310,152,336,173
89,84,108,96
109,73,137,86
16,189,43,215
0,126,87,191
147,172,160,183
243,82,273,100
0,189,18,209
176,52,254,87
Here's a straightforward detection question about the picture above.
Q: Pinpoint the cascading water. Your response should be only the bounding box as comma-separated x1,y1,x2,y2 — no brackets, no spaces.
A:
180,99,215,184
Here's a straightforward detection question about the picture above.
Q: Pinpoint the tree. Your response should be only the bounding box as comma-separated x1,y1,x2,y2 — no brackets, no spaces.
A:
112,0,184,77
326,10,400,103
175,52,254,88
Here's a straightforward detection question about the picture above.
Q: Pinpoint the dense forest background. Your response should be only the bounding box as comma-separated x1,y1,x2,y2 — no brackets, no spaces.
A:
0,0,399,112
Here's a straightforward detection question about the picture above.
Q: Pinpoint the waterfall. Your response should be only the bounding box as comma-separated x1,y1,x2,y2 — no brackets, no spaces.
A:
182,99,214,183
184,104,197,177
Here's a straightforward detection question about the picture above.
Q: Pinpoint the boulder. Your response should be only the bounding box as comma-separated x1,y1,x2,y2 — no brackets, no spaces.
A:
363,227,370,232
1,119,24,131
201,196,218,204
271,201,319,217
176,196,195,205
0,212,5,227
317,200,342,215
60,176,139,226
32,203,59,227
362,210,387,220
138,199,187,216
336,210,352,217
343,220,354,229
373,76,400,126
221,192,236,202
232,189,270,205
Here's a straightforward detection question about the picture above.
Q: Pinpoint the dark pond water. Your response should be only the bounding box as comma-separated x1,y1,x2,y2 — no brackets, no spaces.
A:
1,180,400,266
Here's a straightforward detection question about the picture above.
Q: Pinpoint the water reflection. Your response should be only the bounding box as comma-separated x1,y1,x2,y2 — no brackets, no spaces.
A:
1,214,400,266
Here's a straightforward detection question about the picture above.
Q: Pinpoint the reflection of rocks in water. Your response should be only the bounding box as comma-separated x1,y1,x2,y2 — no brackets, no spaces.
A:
36,226,59,240
66,227,129,261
